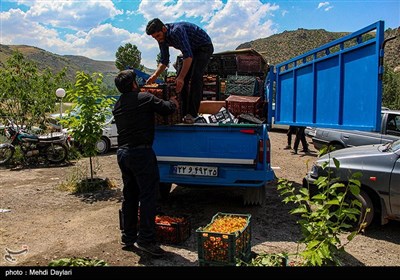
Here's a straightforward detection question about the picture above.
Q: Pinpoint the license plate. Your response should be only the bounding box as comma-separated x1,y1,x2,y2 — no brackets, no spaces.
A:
174,165,218,177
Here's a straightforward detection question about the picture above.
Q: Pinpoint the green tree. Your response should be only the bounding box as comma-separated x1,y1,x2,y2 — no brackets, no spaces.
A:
115,43,142,71
0,51,68,130
382,65,400,110
62,71,114,180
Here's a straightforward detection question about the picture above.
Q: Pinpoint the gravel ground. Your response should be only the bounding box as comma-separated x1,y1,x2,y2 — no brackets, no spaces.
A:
1,129,399,270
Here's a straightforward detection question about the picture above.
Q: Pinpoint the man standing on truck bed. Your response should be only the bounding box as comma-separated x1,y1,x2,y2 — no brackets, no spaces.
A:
145,18,214,122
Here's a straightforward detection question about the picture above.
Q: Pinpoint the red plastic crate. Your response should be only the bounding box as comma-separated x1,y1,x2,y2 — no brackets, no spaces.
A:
236,55,263,73
225,95,263,117
154,215,191,244
135,210,191,245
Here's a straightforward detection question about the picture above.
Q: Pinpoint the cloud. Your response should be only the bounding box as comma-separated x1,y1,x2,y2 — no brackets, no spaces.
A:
20,0,122,30
317,2,333,11
205,1,279,51
138,0,279,52
0,0,280,69
317,2,329,9
138,0,224,23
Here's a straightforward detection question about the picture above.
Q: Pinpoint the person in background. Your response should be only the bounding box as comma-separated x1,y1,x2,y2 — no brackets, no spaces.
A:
284,126,297,150
113,69,178,257
145,18,214,123
293,126,309,154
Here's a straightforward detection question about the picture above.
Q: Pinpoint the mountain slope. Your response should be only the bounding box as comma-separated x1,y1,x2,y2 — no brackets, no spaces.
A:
0,44,118,88
237,27,399,71
0,26,398,87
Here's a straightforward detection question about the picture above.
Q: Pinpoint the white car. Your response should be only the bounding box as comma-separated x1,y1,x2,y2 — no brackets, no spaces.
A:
95,113,118,154
48,108,118,154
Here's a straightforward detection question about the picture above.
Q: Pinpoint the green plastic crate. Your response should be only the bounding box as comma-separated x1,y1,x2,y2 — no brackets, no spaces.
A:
196,212,252,266
225,75,257,96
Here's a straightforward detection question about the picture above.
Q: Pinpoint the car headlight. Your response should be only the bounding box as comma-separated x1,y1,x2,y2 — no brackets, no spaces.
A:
306,127,316,137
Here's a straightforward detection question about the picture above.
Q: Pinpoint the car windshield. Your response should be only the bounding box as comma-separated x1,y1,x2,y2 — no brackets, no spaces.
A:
104,109,113,123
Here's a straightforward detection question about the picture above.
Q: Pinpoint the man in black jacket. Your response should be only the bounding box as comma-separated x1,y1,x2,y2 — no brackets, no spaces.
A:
113,69,178,256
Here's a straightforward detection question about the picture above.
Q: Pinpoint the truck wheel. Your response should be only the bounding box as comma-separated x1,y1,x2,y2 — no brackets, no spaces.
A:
159,183,172,200
243,184,266,206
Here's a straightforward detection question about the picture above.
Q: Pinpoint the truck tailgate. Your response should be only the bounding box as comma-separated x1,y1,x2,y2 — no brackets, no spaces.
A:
154,123,273,187
155,124,262,163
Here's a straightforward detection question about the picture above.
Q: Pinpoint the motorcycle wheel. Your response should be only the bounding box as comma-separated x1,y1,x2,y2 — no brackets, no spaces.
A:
0,145,14,165
45,143,68,163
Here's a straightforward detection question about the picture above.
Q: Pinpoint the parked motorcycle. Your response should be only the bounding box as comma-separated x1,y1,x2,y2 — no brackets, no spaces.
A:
0,119,69,165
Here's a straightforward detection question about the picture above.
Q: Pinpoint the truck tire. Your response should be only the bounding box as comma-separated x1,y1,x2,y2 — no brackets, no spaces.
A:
243,184,266,206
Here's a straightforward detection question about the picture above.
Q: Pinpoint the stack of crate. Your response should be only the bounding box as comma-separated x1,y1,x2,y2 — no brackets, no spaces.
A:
140,80,182,125
140,84,168,125
165,81,182,124
202,75,219,100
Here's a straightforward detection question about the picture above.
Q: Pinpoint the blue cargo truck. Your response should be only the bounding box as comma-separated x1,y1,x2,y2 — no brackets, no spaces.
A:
153,21,385,205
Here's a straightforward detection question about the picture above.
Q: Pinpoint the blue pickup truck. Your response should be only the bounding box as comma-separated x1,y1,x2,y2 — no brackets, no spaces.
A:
153,21,386,205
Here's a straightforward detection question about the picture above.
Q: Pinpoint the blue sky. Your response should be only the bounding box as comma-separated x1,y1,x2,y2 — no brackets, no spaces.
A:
0,0,399,69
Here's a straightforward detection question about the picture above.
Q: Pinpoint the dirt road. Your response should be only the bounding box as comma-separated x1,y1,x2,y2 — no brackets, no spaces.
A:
1,130,399,267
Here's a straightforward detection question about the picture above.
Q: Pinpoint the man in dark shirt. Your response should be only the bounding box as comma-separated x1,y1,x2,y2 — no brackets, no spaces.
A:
285,126,297,150
293,126,309,154
145,18,214,121
113,69,178,256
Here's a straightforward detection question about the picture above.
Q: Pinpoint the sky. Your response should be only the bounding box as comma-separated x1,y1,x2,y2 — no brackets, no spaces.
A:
0,0,399,70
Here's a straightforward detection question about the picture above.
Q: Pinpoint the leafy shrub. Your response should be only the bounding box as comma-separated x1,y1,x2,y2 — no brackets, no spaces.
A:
277,151,366,266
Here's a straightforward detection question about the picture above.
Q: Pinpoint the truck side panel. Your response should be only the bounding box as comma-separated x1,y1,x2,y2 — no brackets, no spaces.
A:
273,21,384,132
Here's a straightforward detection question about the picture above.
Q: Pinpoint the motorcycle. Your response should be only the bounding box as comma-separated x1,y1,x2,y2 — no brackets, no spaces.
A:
0,119,70,165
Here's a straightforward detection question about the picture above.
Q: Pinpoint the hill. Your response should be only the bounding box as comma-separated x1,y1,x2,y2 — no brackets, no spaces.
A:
0,26,398,88
237,27,400,71
0,44,119,89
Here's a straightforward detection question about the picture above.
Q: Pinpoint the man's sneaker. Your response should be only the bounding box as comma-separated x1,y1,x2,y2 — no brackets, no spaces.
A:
120,237,137,248
194,116,207,123
284,145,291,150
182,114,195,124
134,241,165,257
